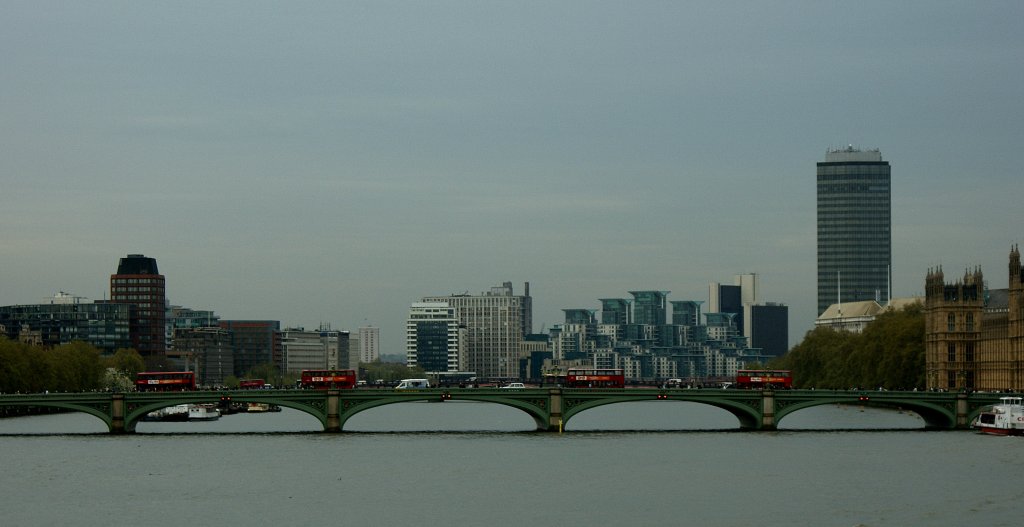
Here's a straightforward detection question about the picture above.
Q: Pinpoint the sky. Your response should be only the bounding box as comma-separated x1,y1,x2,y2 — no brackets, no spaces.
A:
3,1,1023,353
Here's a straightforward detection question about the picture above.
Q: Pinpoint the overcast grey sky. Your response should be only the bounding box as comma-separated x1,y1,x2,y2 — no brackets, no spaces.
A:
3,1,1022,352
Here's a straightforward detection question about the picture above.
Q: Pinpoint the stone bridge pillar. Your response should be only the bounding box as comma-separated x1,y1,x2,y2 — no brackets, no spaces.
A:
956,392,969,429
110,393,126,434
325,390,341,432
547,389,563,432
761,390,776,430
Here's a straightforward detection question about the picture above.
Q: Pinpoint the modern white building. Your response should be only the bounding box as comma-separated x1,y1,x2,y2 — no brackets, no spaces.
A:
406,302,464,373
420,282,532,379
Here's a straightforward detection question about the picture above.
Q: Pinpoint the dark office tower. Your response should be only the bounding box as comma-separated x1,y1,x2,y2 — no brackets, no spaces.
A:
110,254,166,360
817,146,891,315
745,303,789,357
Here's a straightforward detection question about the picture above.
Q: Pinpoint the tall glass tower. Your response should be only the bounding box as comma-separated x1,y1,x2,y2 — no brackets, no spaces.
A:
816,147,891,315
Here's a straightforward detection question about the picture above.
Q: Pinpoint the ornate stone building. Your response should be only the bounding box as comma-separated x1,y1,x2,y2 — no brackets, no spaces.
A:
925,247,1024,391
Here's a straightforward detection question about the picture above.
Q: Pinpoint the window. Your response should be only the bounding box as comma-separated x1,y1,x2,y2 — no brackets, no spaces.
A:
947,313,956,332
947,343,956,362
966,313,974,332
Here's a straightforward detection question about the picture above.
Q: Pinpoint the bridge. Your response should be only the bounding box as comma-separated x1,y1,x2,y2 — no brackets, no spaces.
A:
0,388,1010,434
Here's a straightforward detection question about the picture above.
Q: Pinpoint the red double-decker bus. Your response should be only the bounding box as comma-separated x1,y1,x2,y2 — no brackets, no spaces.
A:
238,379,265,390
299,369,357,389
135,371,196,392
735,369,792,389
565,368,625,388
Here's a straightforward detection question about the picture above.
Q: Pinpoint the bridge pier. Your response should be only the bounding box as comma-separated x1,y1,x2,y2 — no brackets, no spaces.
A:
325,390,341,432
956,392,969,429
110,393,127,434
760,390,777,431
545,389,563,432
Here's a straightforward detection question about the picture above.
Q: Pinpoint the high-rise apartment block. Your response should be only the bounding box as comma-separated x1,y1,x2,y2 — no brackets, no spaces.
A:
110,254,166,359
358,326,380,363
817,147,891,315
420,282,532,378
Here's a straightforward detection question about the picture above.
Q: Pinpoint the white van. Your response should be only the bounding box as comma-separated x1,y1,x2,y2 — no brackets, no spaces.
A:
395,378,431,390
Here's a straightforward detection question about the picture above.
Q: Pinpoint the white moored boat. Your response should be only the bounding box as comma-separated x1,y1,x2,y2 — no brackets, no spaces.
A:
973,396,1024,436
188,404,221,421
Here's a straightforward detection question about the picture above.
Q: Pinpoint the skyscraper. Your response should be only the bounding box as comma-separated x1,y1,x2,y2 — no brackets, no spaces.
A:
110,254,166,361
817,146,891,315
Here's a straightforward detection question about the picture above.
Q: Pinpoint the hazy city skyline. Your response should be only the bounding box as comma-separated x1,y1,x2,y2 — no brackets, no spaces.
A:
3,2,1022,353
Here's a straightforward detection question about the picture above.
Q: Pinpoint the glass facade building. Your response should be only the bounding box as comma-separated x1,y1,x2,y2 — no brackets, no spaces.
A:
817,147,891,315
629,291,668,326
0,301,131,353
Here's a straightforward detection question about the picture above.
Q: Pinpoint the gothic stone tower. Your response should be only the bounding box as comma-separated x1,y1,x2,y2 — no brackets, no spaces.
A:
924,266,984,391
1009,245,1024,387
925,247,1024,391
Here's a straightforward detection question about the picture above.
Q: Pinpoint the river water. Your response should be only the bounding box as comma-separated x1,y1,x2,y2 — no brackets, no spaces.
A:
1,401,1020,526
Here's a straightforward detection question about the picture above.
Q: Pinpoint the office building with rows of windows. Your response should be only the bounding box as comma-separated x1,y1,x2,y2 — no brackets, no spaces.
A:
110,254,166,360
817,147,891,316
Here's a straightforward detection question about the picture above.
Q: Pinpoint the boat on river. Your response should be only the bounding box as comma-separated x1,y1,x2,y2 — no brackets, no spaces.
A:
973,396,1024,436
188,404,221,421
144,404,190,422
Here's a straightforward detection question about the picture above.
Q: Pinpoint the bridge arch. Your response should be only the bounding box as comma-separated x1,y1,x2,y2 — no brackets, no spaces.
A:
773,393,957,429
337,392,552,431
124,392,330,432
560,391,762,430
0,397,115,431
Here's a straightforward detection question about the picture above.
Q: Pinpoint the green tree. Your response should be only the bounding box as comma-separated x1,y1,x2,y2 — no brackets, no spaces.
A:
2,338,111,392
775,304,925,390
106,348,145,377
360,359,424,383
0,337,36,393
48,341,104,392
